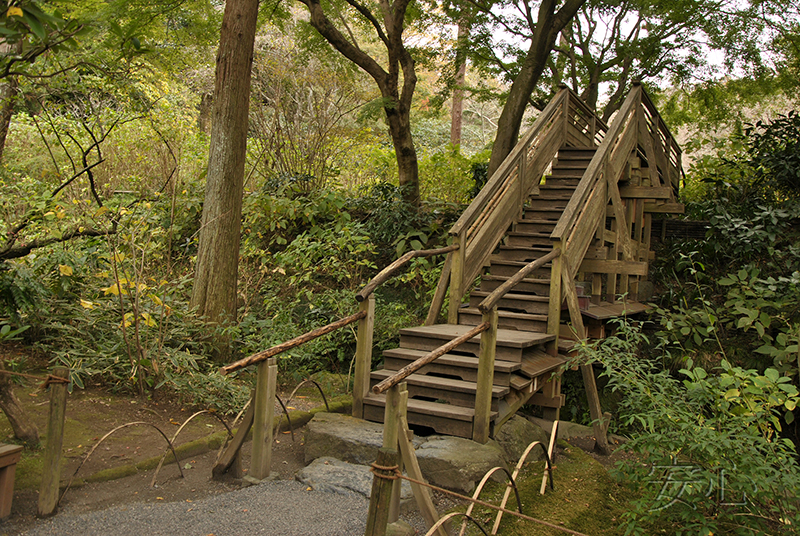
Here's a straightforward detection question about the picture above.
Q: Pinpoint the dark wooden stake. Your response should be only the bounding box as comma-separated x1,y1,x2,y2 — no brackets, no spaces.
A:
364,447,399,536
38,367,69,517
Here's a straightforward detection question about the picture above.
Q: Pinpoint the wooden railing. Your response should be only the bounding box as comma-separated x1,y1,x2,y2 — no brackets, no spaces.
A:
548,82,681,321
427,87,608,325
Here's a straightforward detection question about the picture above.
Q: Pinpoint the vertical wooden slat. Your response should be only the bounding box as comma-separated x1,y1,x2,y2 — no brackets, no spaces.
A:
251,357,277,480
547,243,564,355
425,253,452,325
388,384,407,523
473,308,498,444
353,295,376,419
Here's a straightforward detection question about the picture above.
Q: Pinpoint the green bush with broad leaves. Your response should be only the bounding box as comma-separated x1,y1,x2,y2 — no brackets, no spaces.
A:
576,320,800,536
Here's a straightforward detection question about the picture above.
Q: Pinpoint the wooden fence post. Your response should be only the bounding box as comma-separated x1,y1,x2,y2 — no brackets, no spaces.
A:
251,357,277,480
353,294,376,419
38,367,69,517
364,384,402,536
473,308,497,444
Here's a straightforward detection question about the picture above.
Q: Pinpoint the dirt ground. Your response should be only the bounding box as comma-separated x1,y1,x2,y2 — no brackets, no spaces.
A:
1,373,317,535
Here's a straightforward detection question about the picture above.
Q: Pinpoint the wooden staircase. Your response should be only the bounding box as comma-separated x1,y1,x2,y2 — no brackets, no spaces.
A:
362,148,595,438
354,84,684,441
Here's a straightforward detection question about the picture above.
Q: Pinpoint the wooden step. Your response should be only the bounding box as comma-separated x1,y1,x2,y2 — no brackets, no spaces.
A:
363,393,486,438
458,307,548,333
369,370,509,410
518,207,564,221
480,274,550,296
382,348,520,386
486,259,552,279
492,245,554,263
469,291,550,315
538,183,578,195
526,198,570,210
399,324,554,362
512,220,556,234
519,351,566,379
506,232,554,247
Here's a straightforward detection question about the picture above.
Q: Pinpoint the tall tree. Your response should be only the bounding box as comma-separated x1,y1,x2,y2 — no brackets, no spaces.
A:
470,0,586,177
298,0,421,206
190,0,259,344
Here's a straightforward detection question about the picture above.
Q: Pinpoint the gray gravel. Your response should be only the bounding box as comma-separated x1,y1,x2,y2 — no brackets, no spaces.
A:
19,480,369,536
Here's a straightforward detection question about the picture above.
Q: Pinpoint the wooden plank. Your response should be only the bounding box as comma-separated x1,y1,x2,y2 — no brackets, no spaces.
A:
399,324,553,348
644,202,685,214
371,370,510,398
619,186,672,199
38,367,69,517
473,309,498,444
579,259,648,276
353,295,376,419
582,301,649,320
364,394,477,421
426,252,451,325
564,178,608,276
510,375,532,390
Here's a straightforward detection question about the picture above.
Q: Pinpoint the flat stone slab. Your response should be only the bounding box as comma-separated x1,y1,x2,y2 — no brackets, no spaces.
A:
303,412,546,493
296,457,412,500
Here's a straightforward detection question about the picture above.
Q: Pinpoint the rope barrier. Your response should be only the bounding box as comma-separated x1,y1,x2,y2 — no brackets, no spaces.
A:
370,462,589,536
0,369,70,389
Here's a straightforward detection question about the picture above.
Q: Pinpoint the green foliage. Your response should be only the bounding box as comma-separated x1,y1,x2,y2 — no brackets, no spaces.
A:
577,321,800,535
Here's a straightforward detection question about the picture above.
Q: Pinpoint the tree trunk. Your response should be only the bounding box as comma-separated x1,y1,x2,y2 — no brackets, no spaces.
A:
0,366,39,446
190,0,259,358
487,0,586,177
450,19,470,147
0,42,21,162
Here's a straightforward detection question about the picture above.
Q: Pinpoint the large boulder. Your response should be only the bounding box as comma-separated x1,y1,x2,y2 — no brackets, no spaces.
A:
493,415,550,464
304,412,387,465
414,436,507,494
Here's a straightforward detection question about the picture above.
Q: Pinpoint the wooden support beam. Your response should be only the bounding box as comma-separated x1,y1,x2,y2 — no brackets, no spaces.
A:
213,400,254,479
618,186,672,199
364,448,399,536
425,253,452,326
579,259,648,276
353,295,376,419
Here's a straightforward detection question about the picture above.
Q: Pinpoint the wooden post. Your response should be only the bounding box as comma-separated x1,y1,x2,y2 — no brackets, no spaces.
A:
365,383,402,536
387,384,406,523
546,243,564,356
353,295,376,419
364,447,399,536
38,367,69,517
473,308,497,444
251,357,277,480
448,231,466,324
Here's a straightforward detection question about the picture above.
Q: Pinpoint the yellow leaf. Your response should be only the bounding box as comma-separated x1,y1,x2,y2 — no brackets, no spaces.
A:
102,284,120,295
59,264,73,276
56,210,65,220
80,299,94,309
94,206,109,218
7,7,23,17
141,312,157,327
149,294,163,306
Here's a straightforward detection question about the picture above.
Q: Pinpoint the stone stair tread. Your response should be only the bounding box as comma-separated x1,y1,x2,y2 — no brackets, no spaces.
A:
519,352,567,379
382,348,520,373
399,324,554,348
363,393,487,422
370,369,510,397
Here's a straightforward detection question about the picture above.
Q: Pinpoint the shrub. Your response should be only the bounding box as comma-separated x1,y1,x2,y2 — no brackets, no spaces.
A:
577,320,800,535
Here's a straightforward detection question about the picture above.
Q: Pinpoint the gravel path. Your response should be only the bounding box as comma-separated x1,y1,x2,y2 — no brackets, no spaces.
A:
18,480,370,536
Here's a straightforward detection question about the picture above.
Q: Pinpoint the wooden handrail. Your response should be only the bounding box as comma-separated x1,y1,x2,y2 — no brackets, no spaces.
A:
220,310,367,375
449,88,569,237
478,249,561,314
371,321,490,395
356,244,459,302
